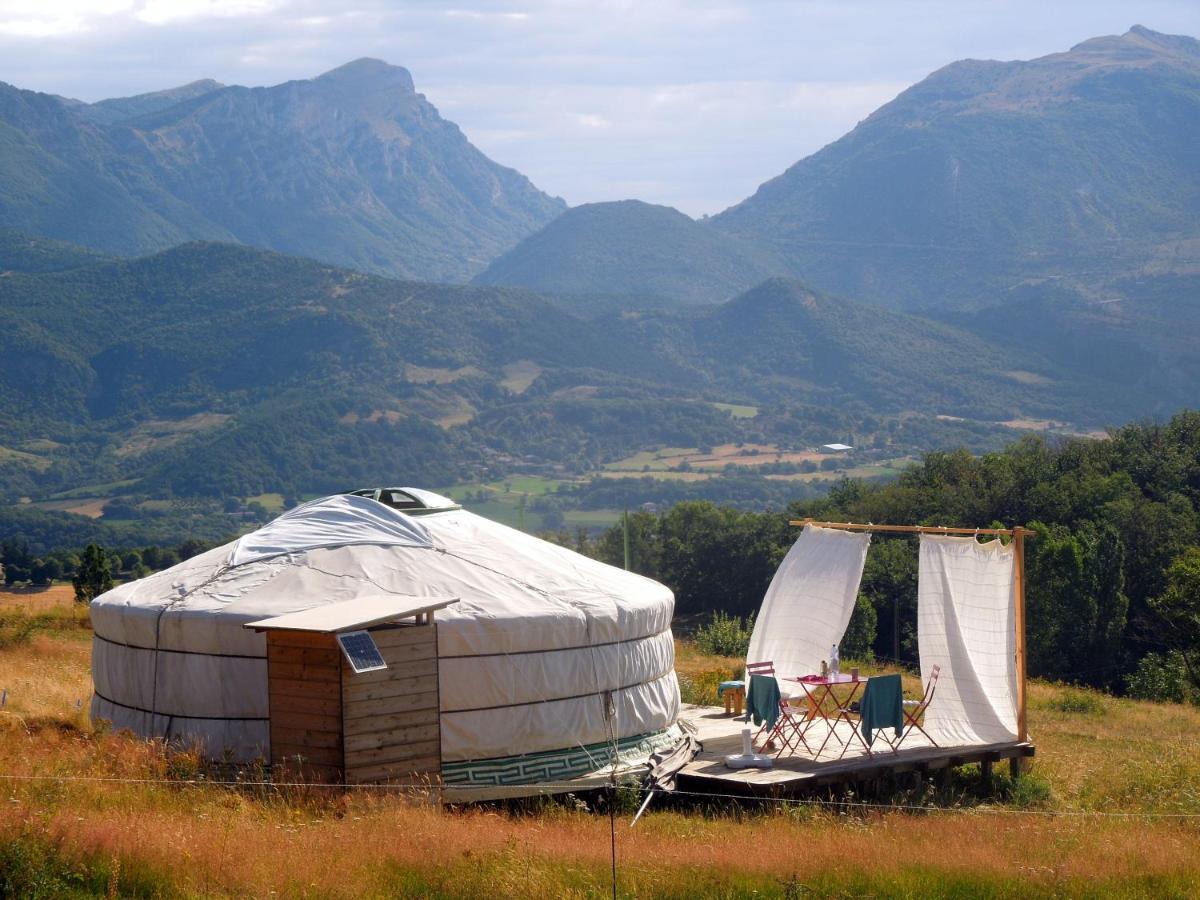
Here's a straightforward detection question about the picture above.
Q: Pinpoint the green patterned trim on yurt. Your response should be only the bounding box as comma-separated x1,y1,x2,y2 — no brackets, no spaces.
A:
441,726,681,787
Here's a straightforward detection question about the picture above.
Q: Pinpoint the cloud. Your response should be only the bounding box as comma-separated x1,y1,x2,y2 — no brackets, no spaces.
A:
135,1,287,27
574,113,611,129
443,9,529,21
0,1,132,38
0,0,283,37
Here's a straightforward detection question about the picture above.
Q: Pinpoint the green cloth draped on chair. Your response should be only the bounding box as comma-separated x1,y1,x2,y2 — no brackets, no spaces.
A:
860,673,904,747
745,674,781,730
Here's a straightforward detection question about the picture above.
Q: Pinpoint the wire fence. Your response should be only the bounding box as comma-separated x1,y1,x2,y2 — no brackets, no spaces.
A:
2,771,1199,821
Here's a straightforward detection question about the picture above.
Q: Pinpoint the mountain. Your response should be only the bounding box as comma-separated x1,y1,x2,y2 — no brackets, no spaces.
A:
472,26,1200,315
0,228,111,273
77,79,226,125
473,200,792,305
711,26,1200,310
607,277,1118,420
0,60,564,281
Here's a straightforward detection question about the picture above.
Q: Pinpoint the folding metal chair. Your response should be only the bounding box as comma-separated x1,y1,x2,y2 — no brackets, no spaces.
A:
745,661,810,757
897,664,941,749
846,673,908,755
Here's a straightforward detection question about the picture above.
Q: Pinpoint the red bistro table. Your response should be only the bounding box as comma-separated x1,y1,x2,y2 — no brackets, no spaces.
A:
784,673,868,759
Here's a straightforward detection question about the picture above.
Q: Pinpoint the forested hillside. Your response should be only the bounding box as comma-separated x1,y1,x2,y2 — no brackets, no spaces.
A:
0,234,1157,530
576,412,1200,702
473,200,791,305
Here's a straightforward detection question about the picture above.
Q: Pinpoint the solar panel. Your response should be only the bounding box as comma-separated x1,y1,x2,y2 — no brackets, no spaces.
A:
337,630,388,674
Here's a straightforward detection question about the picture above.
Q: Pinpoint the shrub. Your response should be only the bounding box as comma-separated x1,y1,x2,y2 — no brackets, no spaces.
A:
1008,771,1054,809
0,832,171,897
1049,688,1103,714
0,617,37,649
677,669,739,706
1126,651,1197,705
694,611,754,657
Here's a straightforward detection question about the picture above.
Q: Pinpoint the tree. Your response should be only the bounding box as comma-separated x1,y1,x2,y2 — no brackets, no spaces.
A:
3,564,30,586
842,594,878,660
2,538,31,585
1147,547,1200,692
857,536,918,664
177,539,209,561
653,502,789,617
595,510,661,580
73,543,114,604
1023,521,1131,685
1080,523,1129,685
30,557,63,586
141,546,177,570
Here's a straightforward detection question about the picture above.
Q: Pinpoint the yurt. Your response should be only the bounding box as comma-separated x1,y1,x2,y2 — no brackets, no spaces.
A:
90,491,681,792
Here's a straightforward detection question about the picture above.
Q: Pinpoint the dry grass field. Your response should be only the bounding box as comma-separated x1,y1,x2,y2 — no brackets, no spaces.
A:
0,588,1198,897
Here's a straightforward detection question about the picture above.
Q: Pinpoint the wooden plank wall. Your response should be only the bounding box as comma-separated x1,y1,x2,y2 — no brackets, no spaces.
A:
342,623,441,784
266,631,344,783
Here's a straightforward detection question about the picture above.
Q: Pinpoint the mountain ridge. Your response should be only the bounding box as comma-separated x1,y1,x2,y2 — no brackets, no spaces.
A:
79,79,227,125
473,199,793,305
710,25,1200,309
0,61,564,282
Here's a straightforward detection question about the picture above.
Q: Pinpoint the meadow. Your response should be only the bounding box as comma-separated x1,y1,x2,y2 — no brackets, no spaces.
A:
0,587,1198,898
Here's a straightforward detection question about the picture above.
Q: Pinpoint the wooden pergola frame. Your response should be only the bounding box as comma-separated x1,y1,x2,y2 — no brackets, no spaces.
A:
789,518,1034,745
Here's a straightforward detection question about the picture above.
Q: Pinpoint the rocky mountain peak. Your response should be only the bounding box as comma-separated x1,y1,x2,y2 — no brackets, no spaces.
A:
1067,25,1200,67
315,58,416,93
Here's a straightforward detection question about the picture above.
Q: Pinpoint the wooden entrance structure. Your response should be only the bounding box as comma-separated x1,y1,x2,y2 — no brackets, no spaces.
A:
246,596,457,784
791,519,1034,748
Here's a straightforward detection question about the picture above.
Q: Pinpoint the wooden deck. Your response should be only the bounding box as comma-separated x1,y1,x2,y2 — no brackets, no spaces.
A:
676,704,1034,796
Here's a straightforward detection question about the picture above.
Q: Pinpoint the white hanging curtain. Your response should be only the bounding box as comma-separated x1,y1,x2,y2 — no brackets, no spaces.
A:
746,524,871,685
918,534,1019,746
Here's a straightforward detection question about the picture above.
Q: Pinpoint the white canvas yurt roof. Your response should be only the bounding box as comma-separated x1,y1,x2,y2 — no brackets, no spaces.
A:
91,493,680,788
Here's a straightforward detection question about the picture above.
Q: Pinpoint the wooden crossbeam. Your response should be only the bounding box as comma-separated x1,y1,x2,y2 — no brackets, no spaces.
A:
789,518,1036,537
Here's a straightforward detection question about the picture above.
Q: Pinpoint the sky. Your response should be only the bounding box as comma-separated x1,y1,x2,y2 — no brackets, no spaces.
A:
2,2,1199,216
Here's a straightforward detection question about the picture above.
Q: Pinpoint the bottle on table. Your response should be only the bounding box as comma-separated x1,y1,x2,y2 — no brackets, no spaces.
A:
830,643,839,677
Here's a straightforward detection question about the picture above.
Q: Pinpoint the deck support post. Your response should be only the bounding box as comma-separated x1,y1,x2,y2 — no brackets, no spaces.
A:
1013,528,1029,773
